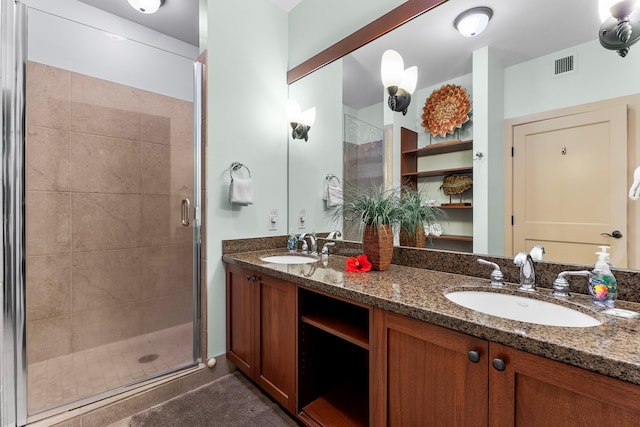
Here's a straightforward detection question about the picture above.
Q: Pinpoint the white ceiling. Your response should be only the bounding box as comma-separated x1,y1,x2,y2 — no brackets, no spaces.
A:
343,0,603,109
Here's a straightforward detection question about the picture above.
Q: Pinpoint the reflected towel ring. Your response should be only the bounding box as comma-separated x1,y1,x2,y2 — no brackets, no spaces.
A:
230,161,251,178
325,173,340,184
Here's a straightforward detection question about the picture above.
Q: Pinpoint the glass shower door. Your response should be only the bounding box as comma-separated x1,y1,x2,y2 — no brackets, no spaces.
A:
21,3,199,418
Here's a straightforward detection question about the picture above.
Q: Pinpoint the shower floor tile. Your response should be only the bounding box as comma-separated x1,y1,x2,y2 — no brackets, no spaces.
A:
27,322,193,415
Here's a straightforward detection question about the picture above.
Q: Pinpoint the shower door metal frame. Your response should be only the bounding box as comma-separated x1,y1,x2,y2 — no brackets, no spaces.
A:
1,2,204,424
1,0,28,425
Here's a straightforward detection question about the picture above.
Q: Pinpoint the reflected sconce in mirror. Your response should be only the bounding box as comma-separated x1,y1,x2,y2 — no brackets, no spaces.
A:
127,0,163,14
599,0,640,57
453,7,493,37
286,99,316,141
380,50,417,115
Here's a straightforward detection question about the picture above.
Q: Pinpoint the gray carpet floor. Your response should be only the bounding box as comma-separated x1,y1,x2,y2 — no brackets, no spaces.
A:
129,371,299,427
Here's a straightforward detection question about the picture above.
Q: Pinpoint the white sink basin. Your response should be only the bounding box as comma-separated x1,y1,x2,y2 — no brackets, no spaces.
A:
445,291,601,327
260,255,318,265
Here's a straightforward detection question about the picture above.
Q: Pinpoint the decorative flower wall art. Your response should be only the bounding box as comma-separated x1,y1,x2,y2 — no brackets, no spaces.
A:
421,84,471,138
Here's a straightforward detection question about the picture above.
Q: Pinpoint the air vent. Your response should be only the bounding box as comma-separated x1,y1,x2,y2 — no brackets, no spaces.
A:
553,53,576,76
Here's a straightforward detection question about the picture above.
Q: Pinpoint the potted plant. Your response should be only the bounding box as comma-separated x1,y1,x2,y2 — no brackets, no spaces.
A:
333,185,402,271
398,186,446,248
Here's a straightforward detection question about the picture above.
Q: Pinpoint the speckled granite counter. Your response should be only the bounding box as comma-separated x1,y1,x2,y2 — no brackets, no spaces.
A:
223,249,640,387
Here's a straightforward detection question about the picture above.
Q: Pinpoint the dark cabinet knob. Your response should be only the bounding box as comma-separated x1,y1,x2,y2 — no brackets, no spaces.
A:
492,358,506,371
467,350,481,363
245,275,258,282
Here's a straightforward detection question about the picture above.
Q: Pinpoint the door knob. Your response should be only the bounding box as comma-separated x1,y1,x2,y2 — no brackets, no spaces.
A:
600,230,623,239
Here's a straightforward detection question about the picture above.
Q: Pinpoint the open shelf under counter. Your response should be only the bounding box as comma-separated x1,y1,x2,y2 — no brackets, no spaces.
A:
300,382,369,427
438,204,472,209
301,313,369,350
402,139,473,157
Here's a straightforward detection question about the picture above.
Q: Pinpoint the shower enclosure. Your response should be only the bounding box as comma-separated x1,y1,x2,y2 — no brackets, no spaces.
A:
2,1,201,425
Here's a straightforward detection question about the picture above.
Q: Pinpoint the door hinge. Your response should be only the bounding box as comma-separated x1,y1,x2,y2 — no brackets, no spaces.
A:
511,147,514,157
511,215,514,226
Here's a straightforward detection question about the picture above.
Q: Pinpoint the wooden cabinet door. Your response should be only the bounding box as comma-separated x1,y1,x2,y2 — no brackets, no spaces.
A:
255,274,296,413
489,343,640,427
372,309,489,427
225,264,255,377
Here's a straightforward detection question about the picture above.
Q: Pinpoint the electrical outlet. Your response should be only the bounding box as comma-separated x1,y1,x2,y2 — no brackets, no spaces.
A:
269,214,277,231
298,215,306,229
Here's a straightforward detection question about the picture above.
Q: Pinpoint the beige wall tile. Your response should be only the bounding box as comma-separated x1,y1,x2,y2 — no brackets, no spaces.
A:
27,254,71,321
141,195,192,246
141,292,193,334
141,244,192,300
27,192,71,256
26,61,71,130
141,91,193,148
72,303,142,351
71,133,141,194
27,315,72,363
71,73,140,141
72,194,141,251
72,249,142,311
27,127,70,192
141,143,193,196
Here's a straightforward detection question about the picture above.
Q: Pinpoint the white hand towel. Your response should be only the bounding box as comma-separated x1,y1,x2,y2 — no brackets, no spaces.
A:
230,177,254,205
326,184,343,208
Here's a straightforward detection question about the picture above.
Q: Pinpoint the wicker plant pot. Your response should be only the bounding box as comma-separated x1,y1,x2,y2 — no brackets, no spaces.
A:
399,224,425,248
362,224,394,271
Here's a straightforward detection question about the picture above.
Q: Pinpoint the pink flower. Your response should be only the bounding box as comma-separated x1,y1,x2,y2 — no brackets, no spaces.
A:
346,254,372,273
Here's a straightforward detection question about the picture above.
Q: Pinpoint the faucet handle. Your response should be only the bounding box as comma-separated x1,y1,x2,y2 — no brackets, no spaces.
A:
552,270,590,298
322,242,336,255
477,259,505,288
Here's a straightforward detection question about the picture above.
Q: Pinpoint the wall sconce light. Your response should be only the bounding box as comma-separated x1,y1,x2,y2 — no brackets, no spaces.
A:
453,7,493,37
598,0,640,57
286,99,316,141
127,0,163,14
380,50,417,115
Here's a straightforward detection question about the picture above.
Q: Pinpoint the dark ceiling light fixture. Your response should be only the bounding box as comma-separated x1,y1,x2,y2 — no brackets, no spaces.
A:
127,0,164,14
599,0,640,57
380,50,417,115
286,99,316,141
453,6,493,37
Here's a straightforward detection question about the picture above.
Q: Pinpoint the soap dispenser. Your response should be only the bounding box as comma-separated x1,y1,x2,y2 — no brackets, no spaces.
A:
588,246,617,308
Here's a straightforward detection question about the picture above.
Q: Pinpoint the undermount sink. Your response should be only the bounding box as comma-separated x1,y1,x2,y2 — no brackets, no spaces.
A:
445,291,601,327
260,255,318,265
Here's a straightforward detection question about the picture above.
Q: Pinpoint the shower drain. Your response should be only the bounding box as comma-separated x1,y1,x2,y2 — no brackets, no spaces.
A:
138,354,159,363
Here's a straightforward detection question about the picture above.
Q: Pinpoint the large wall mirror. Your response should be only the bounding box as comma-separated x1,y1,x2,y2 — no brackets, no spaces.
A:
288,0,640,270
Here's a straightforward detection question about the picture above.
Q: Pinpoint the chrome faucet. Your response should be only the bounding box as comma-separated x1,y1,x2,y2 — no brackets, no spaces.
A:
327,230,342,239
298,232,318,255
477,259,505,287
514,252,536,291
552,270,590,298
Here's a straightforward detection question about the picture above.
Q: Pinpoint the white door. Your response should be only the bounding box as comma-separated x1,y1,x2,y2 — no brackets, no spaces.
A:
512,105,628,267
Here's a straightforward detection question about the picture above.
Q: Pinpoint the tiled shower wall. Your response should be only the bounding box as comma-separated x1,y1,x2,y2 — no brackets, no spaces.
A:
26,61,195,364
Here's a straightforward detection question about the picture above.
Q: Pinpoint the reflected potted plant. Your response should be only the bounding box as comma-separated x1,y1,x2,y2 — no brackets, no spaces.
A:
333,185,402,271
399,186,446,248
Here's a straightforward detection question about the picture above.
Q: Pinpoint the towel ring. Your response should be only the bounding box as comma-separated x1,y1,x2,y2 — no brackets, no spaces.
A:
325,173,340,184
230,161,251,178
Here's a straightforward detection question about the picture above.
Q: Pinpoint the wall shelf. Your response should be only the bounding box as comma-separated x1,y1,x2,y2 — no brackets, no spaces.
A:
402,139,473,157
401,166,472,179
429,235,473,242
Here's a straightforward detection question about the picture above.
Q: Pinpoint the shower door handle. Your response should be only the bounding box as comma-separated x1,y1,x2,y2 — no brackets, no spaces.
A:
181,198,191,226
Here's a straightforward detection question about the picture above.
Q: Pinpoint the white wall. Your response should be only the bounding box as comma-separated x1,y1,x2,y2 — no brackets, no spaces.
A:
206,0,288,356
288,0,406,68
288,59,344,236
24,0,197,101
505,39,640,119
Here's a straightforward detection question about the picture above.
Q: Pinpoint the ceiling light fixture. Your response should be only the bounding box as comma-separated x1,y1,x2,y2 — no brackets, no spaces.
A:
127,0,163,14
598,0,640,57
380,50,418,115
454,6,493,37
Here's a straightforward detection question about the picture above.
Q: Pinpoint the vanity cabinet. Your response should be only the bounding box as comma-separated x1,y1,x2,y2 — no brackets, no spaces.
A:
371,309,489,426
225,264,296,412
373,308,640,427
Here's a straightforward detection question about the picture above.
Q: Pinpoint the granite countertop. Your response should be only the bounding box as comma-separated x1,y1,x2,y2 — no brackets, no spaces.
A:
223,249,640,386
